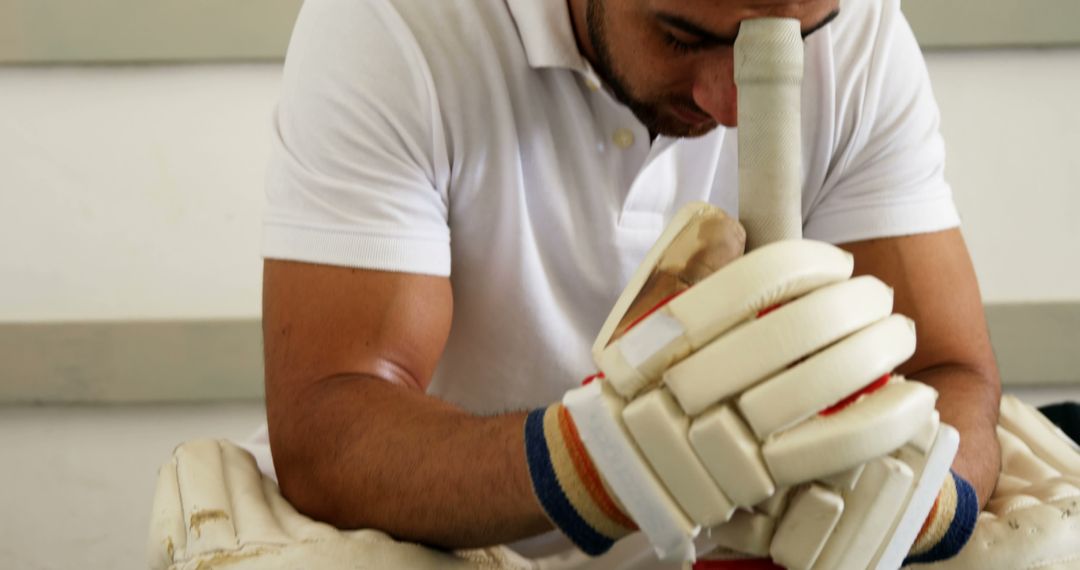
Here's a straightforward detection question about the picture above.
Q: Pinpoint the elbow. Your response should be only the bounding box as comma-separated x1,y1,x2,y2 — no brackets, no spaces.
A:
265,374,408,530
267,384,360,528
269,425,342,525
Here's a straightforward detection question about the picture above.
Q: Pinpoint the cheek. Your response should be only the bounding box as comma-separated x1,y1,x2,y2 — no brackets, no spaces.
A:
608,21,693,95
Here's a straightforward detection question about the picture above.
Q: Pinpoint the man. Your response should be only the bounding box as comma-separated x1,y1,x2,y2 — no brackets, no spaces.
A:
252,0,1000,566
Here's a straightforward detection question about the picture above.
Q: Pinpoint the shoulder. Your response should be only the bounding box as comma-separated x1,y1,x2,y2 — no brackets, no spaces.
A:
802,0,935,165
816,0,927,114
827,0,908,60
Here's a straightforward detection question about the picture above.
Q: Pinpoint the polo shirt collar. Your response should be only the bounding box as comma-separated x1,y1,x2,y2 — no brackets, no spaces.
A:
506,0,589,72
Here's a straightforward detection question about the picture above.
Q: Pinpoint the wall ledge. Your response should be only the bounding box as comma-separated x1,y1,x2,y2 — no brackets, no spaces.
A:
1,302,1077,403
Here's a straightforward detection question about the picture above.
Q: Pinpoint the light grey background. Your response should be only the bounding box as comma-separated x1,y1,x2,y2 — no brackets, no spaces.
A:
1,0,1079,64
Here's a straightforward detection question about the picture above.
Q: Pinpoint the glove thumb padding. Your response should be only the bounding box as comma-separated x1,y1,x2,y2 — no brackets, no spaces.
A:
525,204,746,556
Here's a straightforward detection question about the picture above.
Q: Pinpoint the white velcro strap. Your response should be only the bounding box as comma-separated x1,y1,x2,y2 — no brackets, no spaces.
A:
770,484,843,570
689,404,776,507
598,240,853,398
812,457,915,570
562,380,698,562
601,312,691,398
762,380,937,487
665,275,894,416
623,389,736,526
872,424,960,570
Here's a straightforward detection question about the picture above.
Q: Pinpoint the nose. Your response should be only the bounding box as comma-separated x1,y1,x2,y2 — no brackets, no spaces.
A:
691,59,739,127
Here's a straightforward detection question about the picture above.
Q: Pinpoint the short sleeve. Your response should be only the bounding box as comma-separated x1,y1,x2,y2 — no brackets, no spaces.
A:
262,0,451,276
803,1,960,244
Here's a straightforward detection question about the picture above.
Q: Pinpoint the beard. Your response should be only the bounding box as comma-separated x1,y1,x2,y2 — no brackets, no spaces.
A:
585,0,717,138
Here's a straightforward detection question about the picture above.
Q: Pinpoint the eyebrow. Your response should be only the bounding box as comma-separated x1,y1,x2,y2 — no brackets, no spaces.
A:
656,8,841,47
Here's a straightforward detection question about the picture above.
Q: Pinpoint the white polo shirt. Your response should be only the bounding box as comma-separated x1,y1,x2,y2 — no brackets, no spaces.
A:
259,0,959,565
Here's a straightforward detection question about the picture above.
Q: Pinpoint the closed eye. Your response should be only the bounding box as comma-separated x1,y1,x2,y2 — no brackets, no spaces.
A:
662,32,711,54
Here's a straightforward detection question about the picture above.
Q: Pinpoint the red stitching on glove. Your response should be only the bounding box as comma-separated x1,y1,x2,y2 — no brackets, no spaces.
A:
756,302,785,318
819,374,891,416
625,290,688,332
693,559,784,570
581,372,605,386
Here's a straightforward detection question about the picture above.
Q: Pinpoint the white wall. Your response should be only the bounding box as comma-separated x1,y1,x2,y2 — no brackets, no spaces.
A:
0,50,1078,324
0,64,277,322
927,49,1080,303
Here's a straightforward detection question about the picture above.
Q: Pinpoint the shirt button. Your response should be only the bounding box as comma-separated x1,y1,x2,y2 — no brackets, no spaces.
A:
612,128,635,149
586,79,600,91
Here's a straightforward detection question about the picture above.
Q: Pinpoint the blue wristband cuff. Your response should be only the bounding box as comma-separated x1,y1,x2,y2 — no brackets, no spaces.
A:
904,470,979,565
524,407,620,556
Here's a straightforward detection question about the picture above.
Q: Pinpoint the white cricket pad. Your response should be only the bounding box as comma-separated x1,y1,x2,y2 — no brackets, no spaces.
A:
174,439,240,555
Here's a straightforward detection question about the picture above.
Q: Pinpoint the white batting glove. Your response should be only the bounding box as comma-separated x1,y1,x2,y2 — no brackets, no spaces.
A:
529,202,940,563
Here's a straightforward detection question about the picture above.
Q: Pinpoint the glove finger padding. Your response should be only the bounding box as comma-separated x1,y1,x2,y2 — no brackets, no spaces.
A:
598,239,854,399
697,419,970,570
620,286,932,517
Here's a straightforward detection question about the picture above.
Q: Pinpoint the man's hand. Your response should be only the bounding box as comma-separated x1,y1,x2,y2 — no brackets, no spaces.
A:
534,203,947,564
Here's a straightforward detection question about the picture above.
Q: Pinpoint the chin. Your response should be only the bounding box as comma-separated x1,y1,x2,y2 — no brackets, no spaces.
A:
653,117,719,139
681,122,720,138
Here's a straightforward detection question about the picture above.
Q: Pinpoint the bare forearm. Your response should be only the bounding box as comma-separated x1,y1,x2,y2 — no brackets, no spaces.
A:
912,365,1001,507
269,374,552,548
